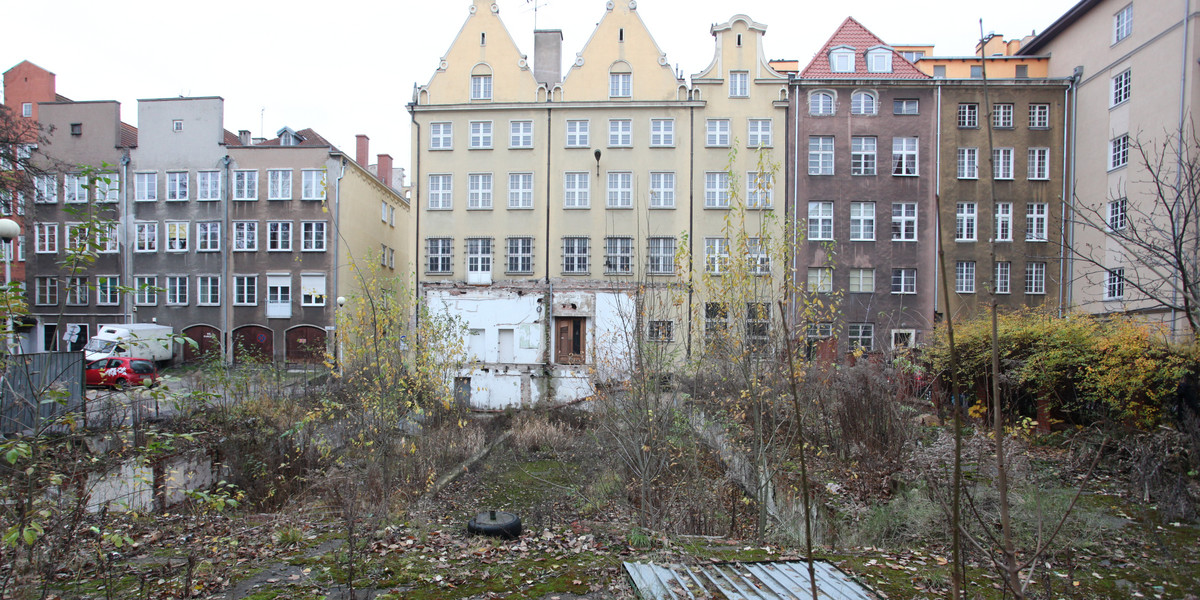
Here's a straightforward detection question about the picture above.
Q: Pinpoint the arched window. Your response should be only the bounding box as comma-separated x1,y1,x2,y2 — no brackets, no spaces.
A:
609,61,632,98
850,91,877,115
809,91,835,116
470,63,493,101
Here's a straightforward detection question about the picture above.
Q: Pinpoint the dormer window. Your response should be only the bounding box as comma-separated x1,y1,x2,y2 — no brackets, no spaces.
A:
277,127,303,146
867,47,893,73
830,46,855,73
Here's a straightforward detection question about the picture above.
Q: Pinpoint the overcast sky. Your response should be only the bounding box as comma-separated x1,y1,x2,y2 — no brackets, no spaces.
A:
3,0,1078,180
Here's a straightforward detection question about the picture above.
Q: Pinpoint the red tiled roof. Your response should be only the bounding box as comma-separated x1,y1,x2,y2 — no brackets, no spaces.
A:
254,127,333,148
223,129,241,146
119,122,138,148
799,17,930,80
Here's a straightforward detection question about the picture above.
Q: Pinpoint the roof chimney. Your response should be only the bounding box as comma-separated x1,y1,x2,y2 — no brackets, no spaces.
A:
377,154,393,187
356,134,370,166
238,130,251,146
534,29,564,85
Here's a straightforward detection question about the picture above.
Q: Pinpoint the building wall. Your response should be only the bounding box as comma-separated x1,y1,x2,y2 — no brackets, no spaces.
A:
335,158,411,302
915,57,1050,79
2,61,55,127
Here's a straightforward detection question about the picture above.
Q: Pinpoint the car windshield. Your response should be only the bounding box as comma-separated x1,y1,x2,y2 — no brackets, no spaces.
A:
84,339,116,354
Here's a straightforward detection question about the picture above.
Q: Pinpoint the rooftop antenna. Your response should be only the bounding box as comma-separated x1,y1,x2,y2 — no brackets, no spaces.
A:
260,107,265,139
525,0,549,29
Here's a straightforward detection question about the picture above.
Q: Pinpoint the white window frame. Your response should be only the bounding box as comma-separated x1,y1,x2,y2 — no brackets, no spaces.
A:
1025,262,1046,295
197,222,220,252
850,202,875,241
430,122,453,150
1105,267,1125,300
509,120,533,149
565,120,589,147
704,172,729,208
649,119,674,147
471,74,493,100
993,103,1014,128
747,119,772,147
746,172,772,209
469,121,493,149
957,147,978,179
427,238,453,274
995,203,1013,242
892,137,918,176
234,221,258,251
166,221,189,252
63,174,86,204
1028,147,1050,180
849,323,874,352
508,172,533,209
648,237,675,275
301,170,325,200
266,275,291,318
891,268,917,294
428,174,453,210
995,262,1011,294
98,276,123,306
563,172,590,208
1112,69,1131,106
706,119,730,146
808,136,834,175
135,172,157,201
1029,103,1050,129
893,99,919,115
993,147,1014,180
506,237,533,274
1110,134,1129,170
267,169,292,200
956,202,977,241
1114,4,1132,44
466,237,493,278
34,175,57,204
808,202,833,241
302,221,327,252
1108,197,1127,231
606,172,633,208
609,72,632,98
267,221,293,252
729,71,749,97
958,103,979,128
166,171,189,201
135,222,158,253
608,119,632,147
892,202,918,241
135,276,158,306
166,275,189,306
1026,203,1048,242
35,277,57,306
809,91,835,116
851,136,876,176
849,268,875,293
467,173,493,209
850,91,877,115
233,275,257,306
807,267,833,293
955,261,976,294
604,236,633,275
233,170,257,200
704,237,729,274
829,49,855,73
301,274,327,306
866,48,892,73
197,170,221,201
562,237,590,274
649,171,675,208
197,276,220,306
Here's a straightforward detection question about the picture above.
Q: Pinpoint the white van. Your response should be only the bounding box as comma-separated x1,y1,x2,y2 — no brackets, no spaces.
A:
83,324,174,363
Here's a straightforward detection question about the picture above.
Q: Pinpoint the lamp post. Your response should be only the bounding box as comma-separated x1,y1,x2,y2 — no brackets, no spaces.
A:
0,218,21,354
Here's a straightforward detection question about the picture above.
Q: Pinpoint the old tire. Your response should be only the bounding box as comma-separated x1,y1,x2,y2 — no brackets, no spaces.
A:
467,511,521,539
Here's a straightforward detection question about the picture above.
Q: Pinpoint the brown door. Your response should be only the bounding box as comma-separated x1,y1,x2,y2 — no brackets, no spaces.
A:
233,326,274,363
285,326,327,364
555,317,585,364
183,325,221,363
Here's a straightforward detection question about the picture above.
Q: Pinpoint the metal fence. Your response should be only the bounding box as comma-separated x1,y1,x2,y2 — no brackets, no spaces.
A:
0,352,85,436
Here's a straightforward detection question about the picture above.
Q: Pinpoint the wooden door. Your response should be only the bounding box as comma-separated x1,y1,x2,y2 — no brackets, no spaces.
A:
555,317,584,365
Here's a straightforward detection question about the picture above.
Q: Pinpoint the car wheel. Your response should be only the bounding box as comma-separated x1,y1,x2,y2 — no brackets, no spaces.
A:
113,378,128,391
467,510,522,539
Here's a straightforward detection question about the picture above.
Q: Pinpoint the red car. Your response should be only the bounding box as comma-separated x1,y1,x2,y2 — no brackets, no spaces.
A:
85,357,159,389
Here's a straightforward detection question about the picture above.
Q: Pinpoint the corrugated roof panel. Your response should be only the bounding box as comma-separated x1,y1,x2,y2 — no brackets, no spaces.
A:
623,560,878,600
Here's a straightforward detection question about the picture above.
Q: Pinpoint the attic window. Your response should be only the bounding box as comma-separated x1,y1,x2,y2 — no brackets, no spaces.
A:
70,123,82,136
830,47,855,73
867,48,893,73
172,120,183,132
619,28,624,42
481,32,486,45
281,133,297,146
737,34,743,47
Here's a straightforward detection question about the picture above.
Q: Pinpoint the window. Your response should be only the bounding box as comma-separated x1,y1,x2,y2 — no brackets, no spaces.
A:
302,221,327,251
650,119,674,147
466,238,493,279
806,323,833,348
958,103,979,128
70,123,82,135
956,203,977,241
35,277,58,305
605,237,633,274
850,202,875,241
705,172,730,208
566,120,589,147
809,91,834,116
63,174,86,203
467,173,493,209
729,71,748,97
65,223,88,252
135,172,157,201
1016,65,1029,78
197,171,221,200
829,48,854,73
892,203,917,240
469,121,493,148
471,74,492,100
704,303,728,342
264,169,290,200
851,136,877,175
993,103,1014,128
1108,198,1128,231
197,222,220,252
648,321,673,342
608,119,631,147
166,276,189,305
849,323,874,352
1026,203,1048,241
746,238,770,274
299,169,324,200
933,65,946,78
504,236,532,274
649,172,675,208
230,170,257,200
957,148,978,179
430,122,453,149
970,65,984,78
850,91,876,115
65,277,87,306
135,276,158,305
610,72,631,98
748,119,772,147
234,276,257,305
955,261,976,293
562,237,589,274
893,99,919,115
197,276,220,306
1105,267,1125,300
745,303,770,352
704,238,729,274
510,120,533,148
808,136,834,175
1114,4,1132,43
993,148,1014,179
172,119,183,132
233,221,257,251
267,221,292,251
995,202,1013,241
995,262,1011,294
891,330,916,350
706,119,730,146
266,275,291,318
166,221,188,252
892,137,918,175
891,268,917,294
867,48,892,73
1111,69,1132,107
648,237,675,274
21,102,32,118
1028,148,1050,180
507,173,533,209
564,172,589,208
1025,262,1046,294
135,222,157,252
428,174,453,209
427,238,452,273
746,172,773,208
161,171,187,201
35,175,57,203
849,268,875,293
1110,134,1129,170
807,268,833,293
808,202,833,240
1029,104,1050,129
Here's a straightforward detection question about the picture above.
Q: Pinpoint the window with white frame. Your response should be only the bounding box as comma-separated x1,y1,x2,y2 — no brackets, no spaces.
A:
97,223,118,253
996,202,1013,241
197,276,220,306
648,237,675,274
1114,4,1132,43
301,170,325,200
957,147,978,179
649,172,674,208
704,302,728,342
892,137,918,175
233,221,257,251
267,221,292,251
65,276,87,306
608,119,631,146
197,171,221,200
746,238,770,274
867,48,892,73
705,172,729,208
564,172,589,208
1110,134,1129,169
849,323,874,351
427,238,452,273
469,121,493,148
748,119,772,147
96,172,119,202
233,275,257,305
562,237,589,273
850,91,877,115
993,103,1014,128
197,222,220,252
746,172,772,208
891,268,917,294
995,262,1011,294
993,148,1014,179
233,170,257,200
1026,203,1048,241
1105,267,1125,300
704,237,729,274
566,120,589,147
809,136,834,175
891,330,916,350
1112,69,1131,106
1029,103,1050,129
301,274,326,306
706,119,730,146
607,172,633,208
809,91,835,115
605,237,632,274
850,202,875,241
650,119,674,146
266,169,291,200
166,276,188,305
958,103,979,128
849,268,875,293
302,221,326,251
955,261,976,293
807,267,833,293
1108,198,1127,230
166,221,188,252
506,237,533,274
166,171,189,200
508,173,533,209
956,202,977,241
808,202,834,240
648,320,673,342
422,174,452,210
471,74,492,100
266,275,291,317
135,222,157,252
430,122,453,149
509,120,533,148
21,103,32,118
892,202,917,240
63,174,86,203
729,71,748,97
851,136,876,175
1025,262,1046,294
35,277,58,305
64,223,87,252
893,99,919,115
1028,147,1050,180
135,172,157,201
135,276,158,305
806,323,833,344
467,173,493,209
466,238,492,276
609,72,631,98
35,175,57,203
829,48,854,73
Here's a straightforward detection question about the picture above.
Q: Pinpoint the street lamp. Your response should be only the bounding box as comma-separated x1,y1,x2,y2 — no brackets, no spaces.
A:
0,218,21,354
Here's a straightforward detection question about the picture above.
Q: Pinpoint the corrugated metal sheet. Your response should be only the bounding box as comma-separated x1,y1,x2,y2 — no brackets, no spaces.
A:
624,560,878,600
1,352,85,435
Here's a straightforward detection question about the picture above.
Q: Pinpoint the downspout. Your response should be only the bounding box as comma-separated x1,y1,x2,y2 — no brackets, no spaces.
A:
789,80,800,329
1171,0,1191,338
1064,67,1082,316
1058,78,1074,318
686,104,694,357
221,154,233,365
545,104,554,369
409,108,421,330
120,153,132,323
332,155,346,345
934,84,942,318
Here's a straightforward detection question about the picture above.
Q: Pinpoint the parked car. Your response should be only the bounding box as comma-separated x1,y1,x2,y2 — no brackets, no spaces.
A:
85,357,159,389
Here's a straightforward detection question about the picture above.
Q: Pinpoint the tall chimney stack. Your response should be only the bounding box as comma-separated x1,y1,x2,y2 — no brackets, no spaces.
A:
534,29,564,86
238,130,251,146
377,154,393,187
356,135,370,166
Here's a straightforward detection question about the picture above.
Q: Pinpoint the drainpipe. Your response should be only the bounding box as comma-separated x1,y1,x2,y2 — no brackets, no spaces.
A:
686,104,694,356
1064,67,1082,316
789,81,800,329
120,153,132,323
1058,78,1074,318
544,105,554,375
410,110,422,330
332,155,346,358
1170,0,1191,339
221,154,233,365
934,84,942,318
